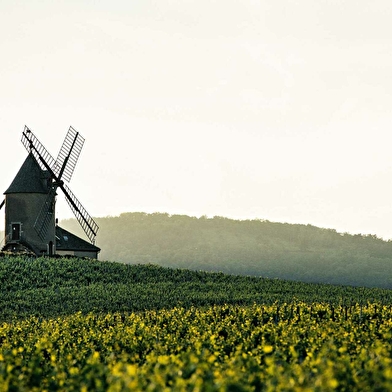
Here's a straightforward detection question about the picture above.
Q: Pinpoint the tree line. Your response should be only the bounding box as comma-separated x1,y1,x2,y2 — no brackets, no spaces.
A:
60,212,392,289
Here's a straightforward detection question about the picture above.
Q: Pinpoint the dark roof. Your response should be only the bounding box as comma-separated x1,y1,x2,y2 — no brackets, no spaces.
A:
56,226,100,253
4,153,50,194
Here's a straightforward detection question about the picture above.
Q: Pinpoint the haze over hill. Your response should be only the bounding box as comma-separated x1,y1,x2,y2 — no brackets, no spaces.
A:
59,212,392,289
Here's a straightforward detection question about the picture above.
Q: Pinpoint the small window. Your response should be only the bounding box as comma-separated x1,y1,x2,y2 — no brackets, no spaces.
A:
11,223,21,241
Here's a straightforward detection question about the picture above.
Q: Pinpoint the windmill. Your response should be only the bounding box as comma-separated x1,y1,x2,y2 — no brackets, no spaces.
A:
1,126,100,258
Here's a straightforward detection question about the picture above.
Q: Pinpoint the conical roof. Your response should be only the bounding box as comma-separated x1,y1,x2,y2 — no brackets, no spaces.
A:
4,153,50,194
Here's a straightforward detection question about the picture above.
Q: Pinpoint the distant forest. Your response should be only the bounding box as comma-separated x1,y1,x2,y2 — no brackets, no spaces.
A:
59,212,392,289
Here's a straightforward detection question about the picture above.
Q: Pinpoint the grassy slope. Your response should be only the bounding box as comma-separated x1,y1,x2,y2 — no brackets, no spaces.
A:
0,256,391,321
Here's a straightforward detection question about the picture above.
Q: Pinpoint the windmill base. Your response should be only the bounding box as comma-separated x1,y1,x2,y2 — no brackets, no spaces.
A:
1,242,37,257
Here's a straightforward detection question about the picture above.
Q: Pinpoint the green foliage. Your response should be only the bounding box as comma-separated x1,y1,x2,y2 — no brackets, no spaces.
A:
1,304,392,390
1,256,392,390
0,256,392,321
61,212,392,288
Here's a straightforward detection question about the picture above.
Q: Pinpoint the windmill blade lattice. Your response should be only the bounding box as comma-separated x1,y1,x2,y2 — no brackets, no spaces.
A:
53,126,85,183
21,125,99,244
21,126,57,172
34,188,57,240
62,183,99,243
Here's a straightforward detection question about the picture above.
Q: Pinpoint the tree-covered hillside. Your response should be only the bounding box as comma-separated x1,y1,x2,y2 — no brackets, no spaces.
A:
60,212,392,289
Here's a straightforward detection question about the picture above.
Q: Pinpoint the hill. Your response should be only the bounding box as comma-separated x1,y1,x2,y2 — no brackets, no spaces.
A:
0,255,391,321
60,212,392,289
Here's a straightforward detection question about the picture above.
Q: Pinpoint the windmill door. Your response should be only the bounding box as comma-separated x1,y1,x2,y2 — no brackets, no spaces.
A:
11,223,21,241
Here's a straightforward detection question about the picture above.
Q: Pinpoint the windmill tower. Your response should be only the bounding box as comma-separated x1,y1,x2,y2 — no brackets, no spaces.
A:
0,126,100,258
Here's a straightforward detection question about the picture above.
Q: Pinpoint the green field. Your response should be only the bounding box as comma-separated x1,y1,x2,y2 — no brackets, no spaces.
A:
0,256,392,390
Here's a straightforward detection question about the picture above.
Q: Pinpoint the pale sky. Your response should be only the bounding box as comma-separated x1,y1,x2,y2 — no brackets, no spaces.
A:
1,1,392,240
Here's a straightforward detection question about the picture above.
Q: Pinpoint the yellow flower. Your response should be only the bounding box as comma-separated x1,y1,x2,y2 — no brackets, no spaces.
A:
126,364,138,376
157,355,170,365
263,345,273,354
69,367,79,375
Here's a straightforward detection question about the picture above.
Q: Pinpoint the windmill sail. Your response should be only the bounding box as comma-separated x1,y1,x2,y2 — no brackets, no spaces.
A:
21,126,57,172
20,125,99,244
53,126,85,183
34,188,56,240
62,184,99,243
